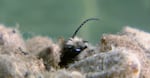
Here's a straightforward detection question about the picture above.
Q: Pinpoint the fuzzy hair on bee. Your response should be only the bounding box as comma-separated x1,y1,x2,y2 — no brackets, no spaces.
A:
59,18,99,68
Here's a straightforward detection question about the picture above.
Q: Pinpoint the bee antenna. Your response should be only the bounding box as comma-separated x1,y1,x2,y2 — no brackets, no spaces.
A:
71,18,99,38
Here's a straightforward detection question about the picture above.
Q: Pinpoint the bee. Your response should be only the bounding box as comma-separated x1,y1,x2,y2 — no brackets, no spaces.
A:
59,18,99,67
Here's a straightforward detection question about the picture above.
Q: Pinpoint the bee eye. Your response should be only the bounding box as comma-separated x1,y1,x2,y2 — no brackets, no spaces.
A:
75,48,81,52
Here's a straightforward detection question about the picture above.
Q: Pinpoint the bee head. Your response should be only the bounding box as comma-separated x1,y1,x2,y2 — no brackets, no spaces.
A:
64,37,88,55
59,18,99,67
67,18,99,55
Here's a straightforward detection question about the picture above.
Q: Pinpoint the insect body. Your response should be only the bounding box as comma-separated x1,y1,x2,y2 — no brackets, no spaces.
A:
59,18,99,67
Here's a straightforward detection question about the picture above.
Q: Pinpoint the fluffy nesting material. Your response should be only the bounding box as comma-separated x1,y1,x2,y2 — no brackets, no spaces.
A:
0,25,45,78
0,24,27,55
99,27,150,78
69,48,141,78
26,36,61,70
1,24,150,78
26,36,54,55
122,26,150,58
0,54,44,78
43,69,85,78
77,44,98,60
122,26,150,50
0,55,28,78
100,34,143,52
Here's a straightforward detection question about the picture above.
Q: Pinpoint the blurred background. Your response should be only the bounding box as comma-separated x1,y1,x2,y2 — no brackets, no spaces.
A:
0,0,150,44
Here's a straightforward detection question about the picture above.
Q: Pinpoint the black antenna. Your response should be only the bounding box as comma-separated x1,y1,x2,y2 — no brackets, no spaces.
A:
71,18,99,38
